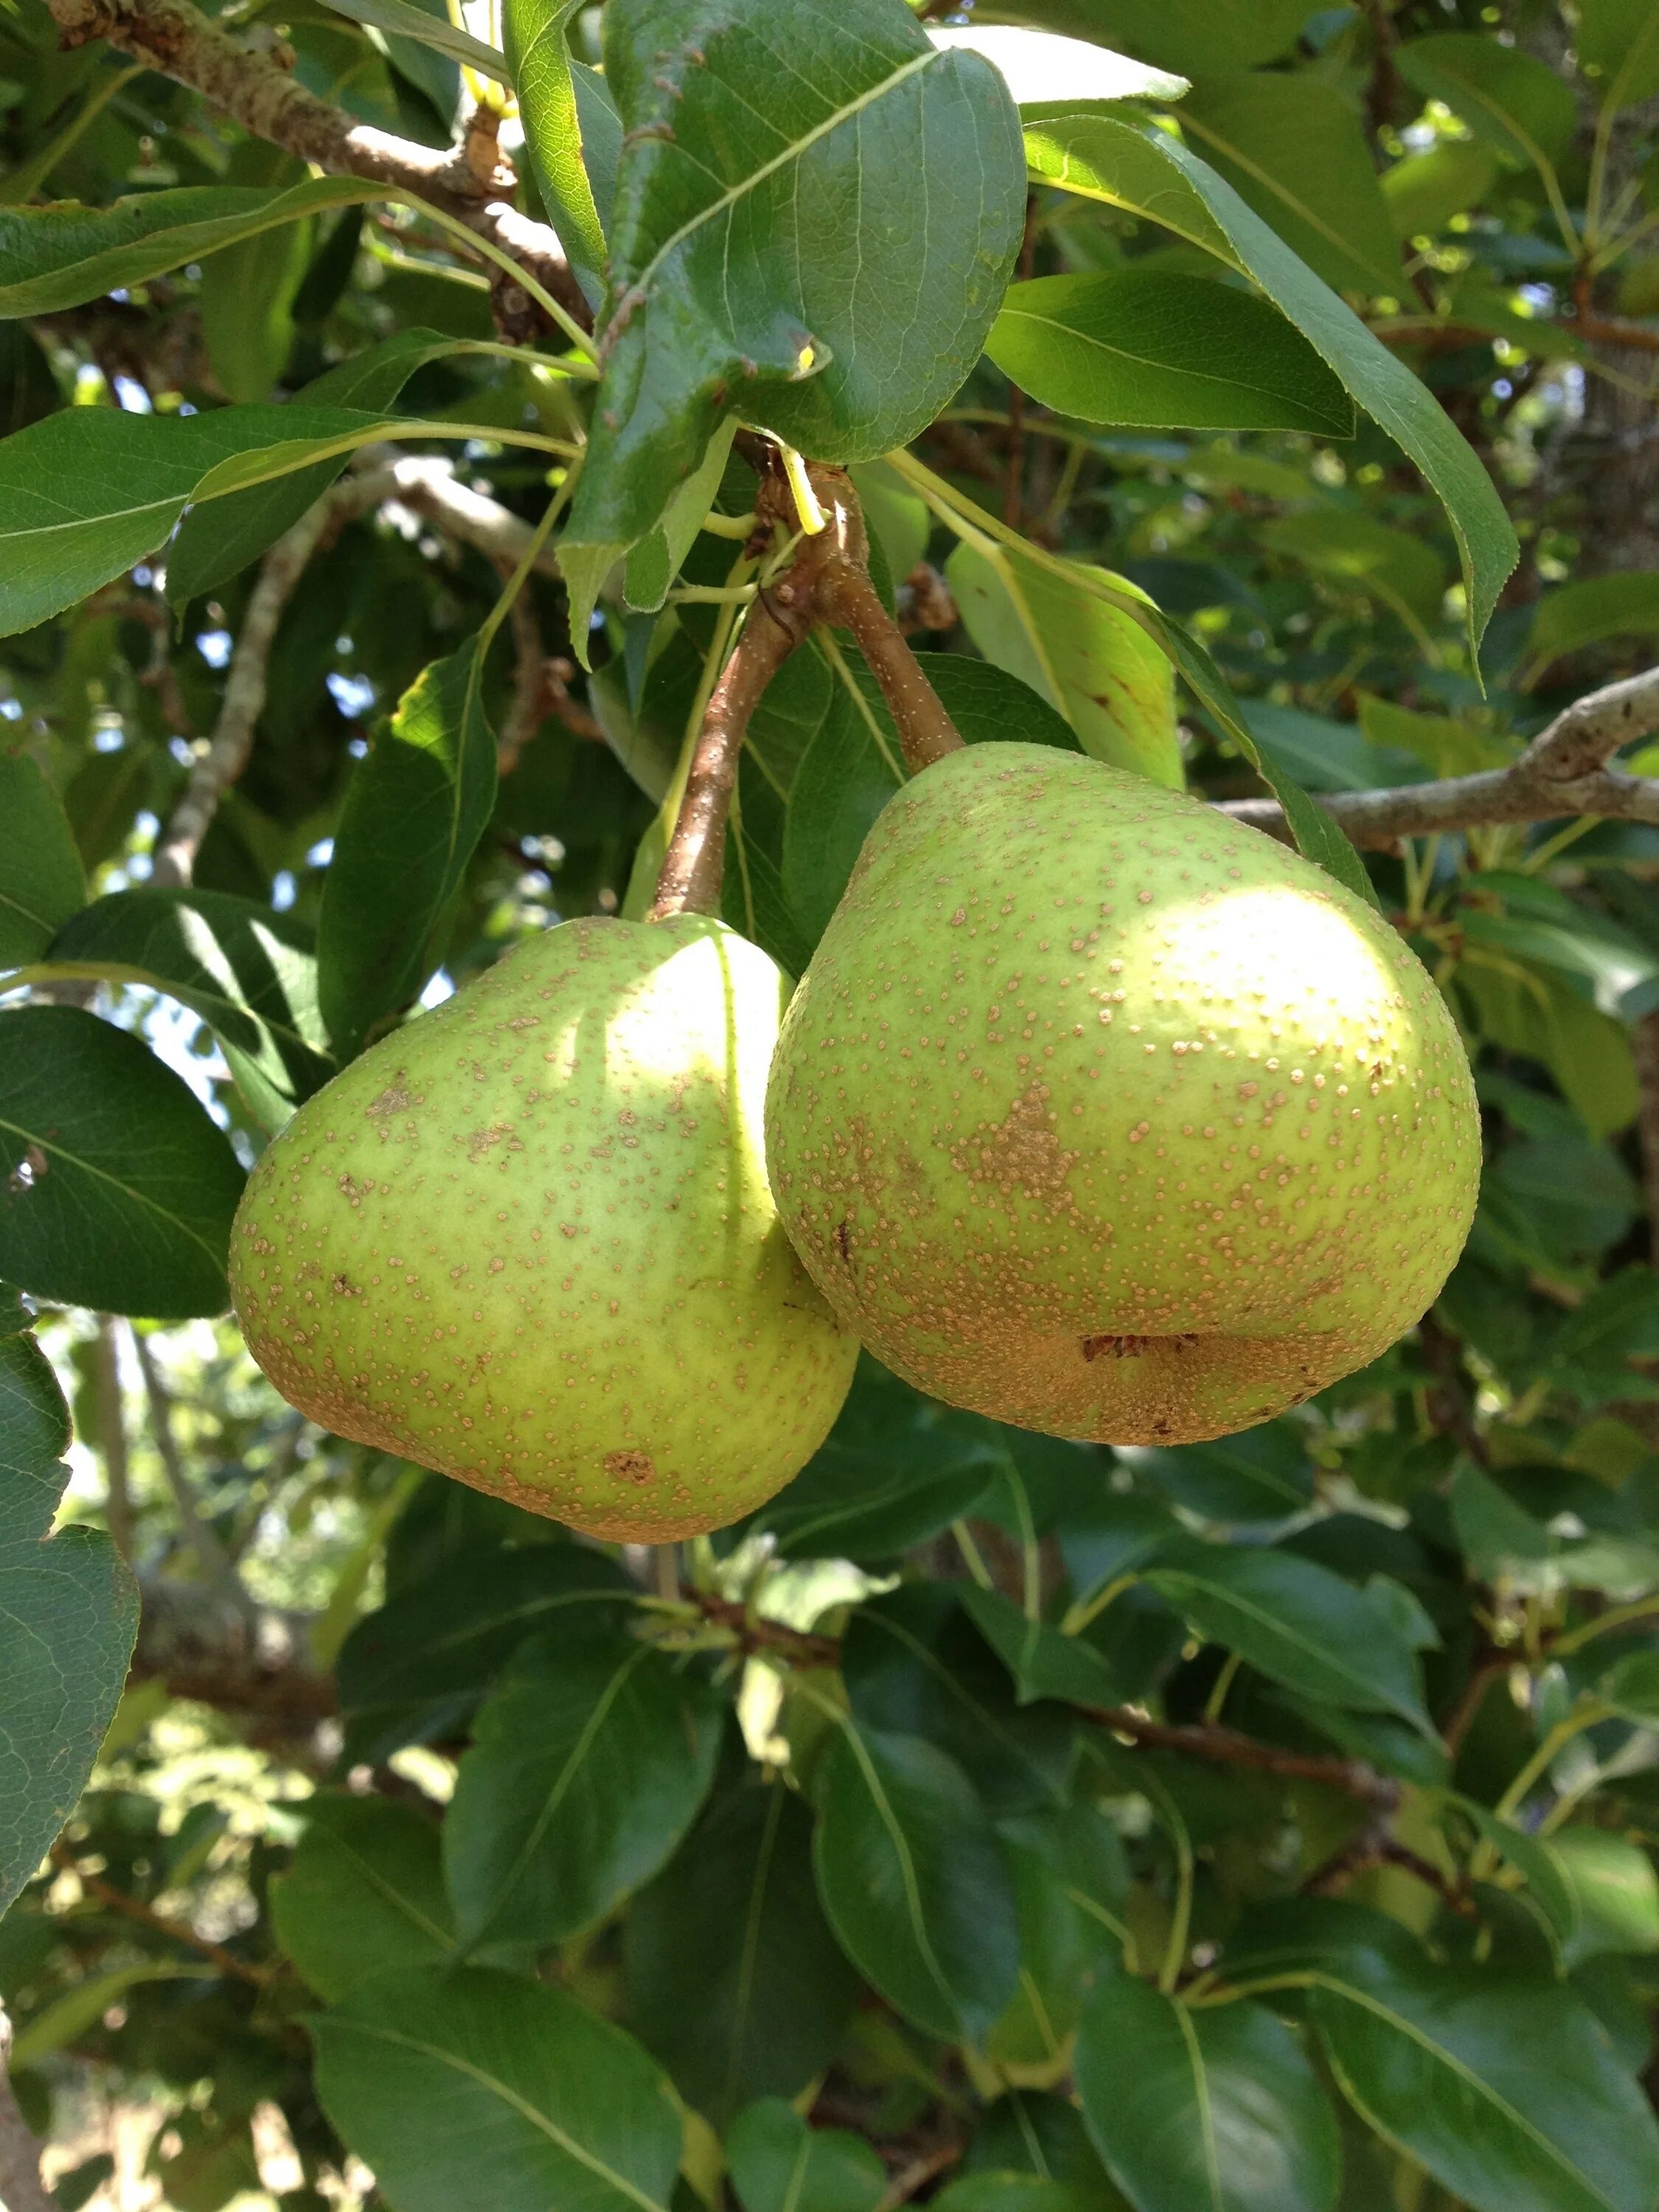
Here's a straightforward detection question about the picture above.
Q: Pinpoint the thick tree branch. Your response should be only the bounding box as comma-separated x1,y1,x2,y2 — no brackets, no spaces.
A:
44,0,588,328
0,2008,55,2212
132,1575,335,1730
1220,665,1659,846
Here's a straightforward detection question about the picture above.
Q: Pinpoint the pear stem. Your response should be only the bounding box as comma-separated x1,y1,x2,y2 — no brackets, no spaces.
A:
647,454,965,922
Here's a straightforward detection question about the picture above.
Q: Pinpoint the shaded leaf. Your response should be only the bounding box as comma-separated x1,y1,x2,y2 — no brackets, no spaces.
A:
726,2098,886,2212
0,1329,138,1917
1524,573,1659,682
0,753,85,967
444,1632,722,1949
812,1719,1020,2044
311,1965,682,2212
0,177,371,316
271,1794,454,1999
1576,0,1659,108
0,1006,245,1318
319,0,507,79
317,635,498,1055
1146,1542,1430,1726
505,0,607,278
962,1584,1121,1708
988,272,1354,434
623,1775,859,2125
1396,34,1578,174
43,888,333,1131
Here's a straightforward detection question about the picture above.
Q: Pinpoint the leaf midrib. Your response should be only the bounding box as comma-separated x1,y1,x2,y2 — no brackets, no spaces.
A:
0,1108,227,1272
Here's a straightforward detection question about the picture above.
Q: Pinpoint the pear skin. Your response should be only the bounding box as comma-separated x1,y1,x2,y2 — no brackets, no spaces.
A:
764,745,1480,1445
232,914,858,1538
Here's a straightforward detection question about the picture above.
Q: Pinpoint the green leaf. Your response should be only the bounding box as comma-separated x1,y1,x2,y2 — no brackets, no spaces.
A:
1544,1829,1659,1964
0,399,509,639
167,329,475,605
271,1794,455,1999
811,1719,1021,2043
505,0,607,279
946,540,1181,785
0,753,85,967
444,1632,723,1950
310,1965,682,2212
41,888,334,1131
317,636,498,1056
623,1775,859,2126
1599,1647,1659,1723
1381,140,1503,240
936,2178,1094,2212
0,177,372,316
1077,1975,1340,2212
336,1540,634,1763
988,1804,1128,2064
726,2098,886,2212
1175,74,1403,298
1249,748,1382,912
1396,34,1578,173
1523,573,1659,681
318,0,508,79
0,1006,246,1318
973,0,1312,80
1023,111,1518,649
842,1582,1074,1815
564,0,1026,555
961,1584,1121,1708
964,2090,1128,2210
1311,1951,1659,2212
197,149,313,405
987,272,1354,434
1576,0,1659,108
1146,1543,1429,1727
0,1328,138,1917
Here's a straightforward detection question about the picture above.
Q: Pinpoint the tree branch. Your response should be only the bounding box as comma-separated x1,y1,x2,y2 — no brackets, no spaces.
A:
44,0,588,327
0,2008,55,2212
131,1575,336,1731
95,1317,136,1562
1220,665,1659,846
48,1843,270,1986
1084,1704,1400,1807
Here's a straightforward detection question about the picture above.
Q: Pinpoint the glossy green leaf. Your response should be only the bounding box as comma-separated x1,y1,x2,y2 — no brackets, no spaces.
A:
1523,573,1659,681
1396,34,1578,174
988,272,1353,434
946,540,1180,785
1147,1543,1430,1727
316,635,498,1056
1311,1951,1659,2212
444,1632,723,1949
563,0,1026,559
1176,75,1402,298
271,1794,455,1999
0,176,371,316
167,329,477,605
726,2098,886,2212
505,0,606,278
1545,1830,1659,1964
336,1540,633,1762
311,1965,682,2212
0,399,511,639
0,754,85,967
1576,0,1659,107
1077,1974,1340,2212
319,0,507,79
623,1775,859,2124
1023,111,1517,648
0,1006,245,1318
964,2091,1128,2210
0,1328,138,1917
1127,1425,1314,1527
810,1719,1020,2043
988,1804,1129,2063
41,888,333,1131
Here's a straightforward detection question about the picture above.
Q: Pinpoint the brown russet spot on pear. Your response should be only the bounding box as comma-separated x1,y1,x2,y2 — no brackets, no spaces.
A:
230,914,858,1540
764,745,1481,1446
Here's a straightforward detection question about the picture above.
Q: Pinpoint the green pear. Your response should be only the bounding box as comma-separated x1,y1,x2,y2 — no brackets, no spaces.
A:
231,914,859,1540
765,745,1480,1445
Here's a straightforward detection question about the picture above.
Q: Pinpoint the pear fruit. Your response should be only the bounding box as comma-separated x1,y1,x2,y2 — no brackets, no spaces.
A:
765,745,1480,1446
231,914,859,1540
